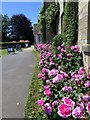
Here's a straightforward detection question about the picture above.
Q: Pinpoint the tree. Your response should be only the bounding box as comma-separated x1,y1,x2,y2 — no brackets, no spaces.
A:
2,14,10,42
9,14,34,44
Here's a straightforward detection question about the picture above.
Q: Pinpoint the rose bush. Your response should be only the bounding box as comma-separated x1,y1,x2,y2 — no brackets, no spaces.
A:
36,43,90,120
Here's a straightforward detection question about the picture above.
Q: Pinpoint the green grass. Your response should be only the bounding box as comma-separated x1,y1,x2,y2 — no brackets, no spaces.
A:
0,48,28,56
24,49,48,120
0,49,7,56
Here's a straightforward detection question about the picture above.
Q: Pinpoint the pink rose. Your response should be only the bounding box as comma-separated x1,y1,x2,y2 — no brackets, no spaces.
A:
52,100,60,107
86,102,90,115
62,86,68,92
42,76,46,80
61,48,66,53
68,87,73,93
62,86,72,93
58,54,62,59
72,73,84,79
38,73,43,78
84,81,90,88
50,62,54,66
52,74,63,83
61,43,64,47
60,71,68,78
78,67,85,74
87,74,90,79
71,72,76,78
72,106,82,118
39,61,43,65
67,53,71,57
71,45,80,52
44,103,52,115
37,99,44,106
49,58,52,62
62,97,75,107
52,76,59,83
57,74,63,80
46,62,49,65
74,45,80,52
48,69,58,76
71,46,75,50
42,68,49,73
44,85,50,90
46,80,51,84
44,89,52,97
58,103,71,118
76,102,84,110
67,54,71,60
82,94,90,102
57,46,61,50
88,66,90,69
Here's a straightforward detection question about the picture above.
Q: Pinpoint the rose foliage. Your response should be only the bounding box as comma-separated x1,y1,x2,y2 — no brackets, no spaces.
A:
36,43,90,120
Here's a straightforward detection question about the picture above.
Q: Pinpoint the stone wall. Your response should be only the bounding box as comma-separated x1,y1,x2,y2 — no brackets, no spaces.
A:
88,1,90,43
78,1,88,49
78,0,90,70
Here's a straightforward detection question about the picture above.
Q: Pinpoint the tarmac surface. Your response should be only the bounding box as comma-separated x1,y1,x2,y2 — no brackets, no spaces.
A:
2,46,35,119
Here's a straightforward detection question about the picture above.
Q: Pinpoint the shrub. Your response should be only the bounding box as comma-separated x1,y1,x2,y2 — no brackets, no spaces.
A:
52,34,63,53
36,43,90,119
0,42,30,49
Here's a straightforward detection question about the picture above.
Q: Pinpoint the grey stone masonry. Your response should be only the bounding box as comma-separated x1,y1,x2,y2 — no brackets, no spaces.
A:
78,1,88,48
78,0,90,70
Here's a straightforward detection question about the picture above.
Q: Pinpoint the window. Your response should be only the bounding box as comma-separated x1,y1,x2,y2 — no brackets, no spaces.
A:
61,12,64,33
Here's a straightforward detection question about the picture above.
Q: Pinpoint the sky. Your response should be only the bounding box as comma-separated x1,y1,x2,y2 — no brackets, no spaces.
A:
2,2,43,26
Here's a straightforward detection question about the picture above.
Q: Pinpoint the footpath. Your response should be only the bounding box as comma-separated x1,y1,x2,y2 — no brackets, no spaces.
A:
2,46,35,118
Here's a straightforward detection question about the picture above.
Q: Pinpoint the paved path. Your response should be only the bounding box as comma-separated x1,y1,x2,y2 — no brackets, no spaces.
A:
2,46,35,119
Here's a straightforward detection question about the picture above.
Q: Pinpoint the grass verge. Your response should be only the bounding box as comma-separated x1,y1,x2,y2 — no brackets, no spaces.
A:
0,48,28,56
24,49,48,120
0,49,7,56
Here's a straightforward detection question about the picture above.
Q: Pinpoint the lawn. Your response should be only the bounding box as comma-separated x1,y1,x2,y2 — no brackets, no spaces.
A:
0,48,28,56
0,49,7,56
24,49,48,120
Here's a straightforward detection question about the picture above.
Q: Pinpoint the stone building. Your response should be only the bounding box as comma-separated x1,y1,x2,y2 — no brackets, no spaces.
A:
33,24,41,44
54,0,90,70
43,0,90,69
78,1,90,70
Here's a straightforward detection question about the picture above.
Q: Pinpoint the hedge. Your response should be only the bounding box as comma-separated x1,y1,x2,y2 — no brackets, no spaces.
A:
0,42,30,49
63,2,78,46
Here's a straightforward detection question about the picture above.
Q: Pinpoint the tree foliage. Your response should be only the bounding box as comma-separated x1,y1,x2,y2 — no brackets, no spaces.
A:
2,14,10,42
52,34,63,53
10,14,34,44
